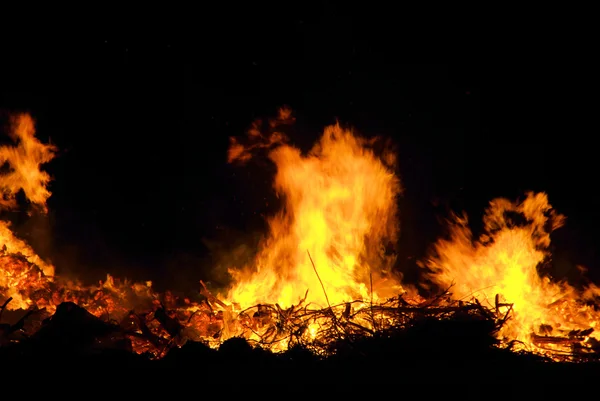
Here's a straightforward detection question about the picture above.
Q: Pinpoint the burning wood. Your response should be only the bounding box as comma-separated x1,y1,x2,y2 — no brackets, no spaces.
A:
0,254,596,363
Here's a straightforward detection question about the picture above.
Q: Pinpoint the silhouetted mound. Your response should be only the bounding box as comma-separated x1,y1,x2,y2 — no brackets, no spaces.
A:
329,315,499,362
0,302,148,368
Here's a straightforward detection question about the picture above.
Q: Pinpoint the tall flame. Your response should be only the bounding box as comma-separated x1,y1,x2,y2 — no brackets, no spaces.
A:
226,108,404,309
0,114,56,309
422,192,600,352
0,113,56,212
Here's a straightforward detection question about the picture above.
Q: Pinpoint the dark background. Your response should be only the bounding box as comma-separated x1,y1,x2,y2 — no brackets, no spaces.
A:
0,8,597,292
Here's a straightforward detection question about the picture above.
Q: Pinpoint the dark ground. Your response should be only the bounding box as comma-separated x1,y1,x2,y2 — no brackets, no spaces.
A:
1,301,597,397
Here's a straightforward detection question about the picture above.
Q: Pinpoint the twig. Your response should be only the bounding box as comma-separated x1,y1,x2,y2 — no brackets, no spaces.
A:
457,284,498,304
369,272,377,330
199,280,229,309
9,309,39,334
424,283,454,307
307,250,330,309
496,303,513,329
0,297,13,322
345,320,374,335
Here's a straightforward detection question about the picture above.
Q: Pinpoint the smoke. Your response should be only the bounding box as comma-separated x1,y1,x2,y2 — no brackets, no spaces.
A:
201,228,264,290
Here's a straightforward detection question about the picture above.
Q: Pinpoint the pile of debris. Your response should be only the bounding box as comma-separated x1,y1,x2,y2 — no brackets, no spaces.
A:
2,250,600,363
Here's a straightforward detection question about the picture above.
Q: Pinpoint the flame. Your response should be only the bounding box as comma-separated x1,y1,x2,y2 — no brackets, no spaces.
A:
0,114,56,309
0,113,56,212
422,192,600,354
2,109,600,359
226,108,405,310
0,114,202,357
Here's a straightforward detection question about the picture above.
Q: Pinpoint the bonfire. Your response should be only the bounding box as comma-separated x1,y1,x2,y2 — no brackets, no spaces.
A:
1,109,600,362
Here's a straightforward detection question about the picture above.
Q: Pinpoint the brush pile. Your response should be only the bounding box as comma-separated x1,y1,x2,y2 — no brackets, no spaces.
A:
2,250,600,366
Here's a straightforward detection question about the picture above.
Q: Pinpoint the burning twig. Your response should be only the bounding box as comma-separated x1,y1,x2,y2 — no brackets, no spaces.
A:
424,284,454,307
0,247,595,361
0,297,12,322
307,250,331,310
369,272,377,330
199,280,229,309
9,308,39,334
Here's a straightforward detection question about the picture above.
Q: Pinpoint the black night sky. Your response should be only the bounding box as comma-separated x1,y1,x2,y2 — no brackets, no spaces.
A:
1,10,597,294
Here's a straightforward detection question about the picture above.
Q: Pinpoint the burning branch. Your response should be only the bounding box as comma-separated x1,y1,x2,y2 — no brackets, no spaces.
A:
199,280,229,310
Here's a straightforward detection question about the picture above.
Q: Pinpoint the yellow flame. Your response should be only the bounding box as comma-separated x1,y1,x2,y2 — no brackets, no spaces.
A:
0,114,56,298
0,113,56,212
226,109,404,309
423,192,600,352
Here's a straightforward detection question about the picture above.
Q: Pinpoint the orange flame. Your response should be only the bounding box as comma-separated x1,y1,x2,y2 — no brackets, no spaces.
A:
0,113,56,212
422,192,600,354
1,114,56,309
226,108,405,310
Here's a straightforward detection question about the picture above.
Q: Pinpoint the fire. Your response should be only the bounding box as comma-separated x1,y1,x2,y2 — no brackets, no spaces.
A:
0,114,57,309
0,113,56,212
0,115,154,315
2,108,600,360
226,107,405,310
0,114,56,275
422,192,600,355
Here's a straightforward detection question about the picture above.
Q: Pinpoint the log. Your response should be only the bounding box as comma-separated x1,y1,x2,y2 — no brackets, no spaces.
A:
531,334,584,345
